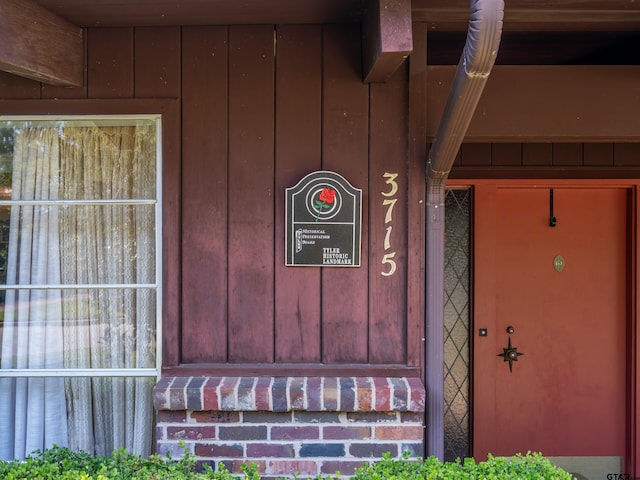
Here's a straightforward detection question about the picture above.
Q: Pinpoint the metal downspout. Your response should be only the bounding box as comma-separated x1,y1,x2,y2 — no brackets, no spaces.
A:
425,0,504,459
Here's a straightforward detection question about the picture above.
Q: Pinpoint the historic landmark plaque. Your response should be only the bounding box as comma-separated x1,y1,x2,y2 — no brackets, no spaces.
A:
285,171,362,267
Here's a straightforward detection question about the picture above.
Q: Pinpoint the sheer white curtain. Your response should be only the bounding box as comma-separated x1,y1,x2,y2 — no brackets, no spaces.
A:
0,128,68,461
0,124,156,461
60,126,155,457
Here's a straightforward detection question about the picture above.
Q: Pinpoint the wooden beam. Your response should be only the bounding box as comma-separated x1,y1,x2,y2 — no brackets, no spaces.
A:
362,0,412,83
0,0,83,87
427,66,640,142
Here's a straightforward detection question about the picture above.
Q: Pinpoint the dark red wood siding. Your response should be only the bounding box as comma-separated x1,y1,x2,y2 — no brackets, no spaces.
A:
1,24,639,376
181,26,229,363
449,142,640,179
321,25,370,364
0,24,418,375
274,26,323,363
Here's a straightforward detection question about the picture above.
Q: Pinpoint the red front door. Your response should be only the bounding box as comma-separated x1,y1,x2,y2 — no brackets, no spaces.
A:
473,185,628,476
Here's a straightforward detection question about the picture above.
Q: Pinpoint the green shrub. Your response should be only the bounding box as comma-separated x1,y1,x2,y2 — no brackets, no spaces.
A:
351,451,574,480
0,444,238,480
0,446,573,479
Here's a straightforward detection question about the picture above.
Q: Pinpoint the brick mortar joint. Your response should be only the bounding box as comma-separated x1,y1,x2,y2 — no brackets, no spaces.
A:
154,376,425,413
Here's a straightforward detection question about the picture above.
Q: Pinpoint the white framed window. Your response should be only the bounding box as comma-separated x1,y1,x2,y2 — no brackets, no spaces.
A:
0,116,161,460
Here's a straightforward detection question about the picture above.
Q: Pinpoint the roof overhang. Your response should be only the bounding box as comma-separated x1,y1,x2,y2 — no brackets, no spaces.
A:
30,0,640,31
1,0,639,86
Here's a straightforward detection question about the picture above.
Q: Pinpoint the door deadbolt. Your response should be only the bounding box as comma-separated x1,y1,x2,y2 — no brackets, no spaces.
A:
506,325,515,334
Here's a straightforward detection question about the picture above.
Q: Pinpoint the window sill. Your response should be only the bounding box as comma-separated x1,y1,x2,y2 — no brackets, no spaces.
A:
153,376,425,413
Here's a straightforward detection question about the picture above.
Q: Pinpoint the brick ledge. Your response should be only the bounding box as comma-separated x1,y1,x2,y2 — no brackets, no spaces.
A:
153,376,425,413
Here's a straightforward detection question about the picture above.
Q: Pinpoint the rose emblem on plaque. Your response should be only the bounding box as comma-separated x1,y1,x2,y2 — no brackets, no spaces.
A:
306,185,341,222
313,188,336,221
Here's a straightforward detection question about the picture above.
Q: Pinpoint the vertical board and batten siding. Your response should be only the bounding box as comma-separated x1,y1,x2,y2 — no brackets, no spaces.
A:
2,24,638,372
89,28,134,98
0,24,415,370
274,26,323,362
406,23,428,375
226,26,276,363
181,26,229,363
179,24,411,367
369,66,409,363
179,24,411,368
320,25,371,364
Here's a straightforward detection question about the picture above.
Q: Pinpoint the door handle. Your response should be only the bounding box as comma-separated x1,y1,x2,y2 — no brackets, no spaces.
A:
498,335,524,372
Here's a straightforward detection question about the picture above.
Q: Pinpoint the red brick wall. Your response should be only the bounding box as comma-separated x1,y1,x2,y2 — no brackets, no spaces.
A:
154,376,425,477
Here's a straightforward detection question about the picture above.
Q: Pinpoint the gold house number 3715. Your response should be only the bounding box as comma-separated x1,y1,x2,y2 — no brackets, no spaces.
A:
381,172,398,276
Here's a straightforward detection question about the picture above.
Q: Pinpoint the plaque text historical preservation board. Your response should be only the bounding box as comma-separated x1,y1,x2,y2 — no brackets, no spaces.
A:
286,171,362,267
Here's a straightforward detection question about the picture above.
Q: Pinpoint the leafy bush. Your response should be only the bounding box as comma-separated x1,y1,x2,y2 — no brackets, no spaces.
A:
0,446,573,479
352,451,574,480
0,444,242,480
